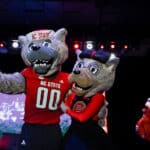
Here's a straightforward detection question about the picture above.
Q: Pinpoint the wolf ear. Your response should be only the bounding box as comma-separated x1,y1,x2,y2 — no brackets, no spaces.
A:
18,36,28,47
75,49,82,60
53,28,68,42
106,53,120,71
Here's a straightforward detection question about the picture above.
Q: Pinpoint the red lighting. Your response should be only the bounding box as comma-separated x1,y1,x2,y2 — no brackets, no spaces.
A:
100,44,105,49
72,41,82,50
0,43,4,48
109,41,116,49
73,43,80,49
124,44,128,49
110,44,115,49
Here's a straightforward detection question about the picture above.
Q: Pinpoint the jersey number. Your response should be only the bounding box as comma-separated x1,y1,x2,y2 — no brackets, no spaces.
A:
36,87,61,110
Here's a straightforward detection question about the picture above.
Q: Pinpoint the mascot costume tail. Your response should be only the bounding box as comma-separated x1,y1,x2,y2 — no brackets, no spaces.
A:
60,49,120,150
0,28,71,150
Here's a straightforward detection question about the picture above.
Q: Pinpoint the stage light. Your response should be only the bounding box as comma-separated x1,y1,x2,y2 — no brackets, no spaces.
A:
72,41,82,50
0,41,8,54
84,41,95,50
74,43,80,49
11,40,20,49
110,41,116,49
119,44,129,56
100,44,105,49
123,44,128,49
0,42,4,48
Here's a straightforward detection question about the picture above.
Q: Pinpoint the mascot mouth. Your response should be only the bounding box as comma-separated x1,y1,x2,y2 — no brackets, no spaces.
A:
72,83,92,91
26,45,58,75
32,59,54,74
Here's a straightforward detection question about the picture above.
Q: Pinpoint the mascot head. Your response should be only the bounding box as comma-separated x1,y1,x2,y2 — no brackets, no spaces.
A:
69,49,120,97
18,28,68,77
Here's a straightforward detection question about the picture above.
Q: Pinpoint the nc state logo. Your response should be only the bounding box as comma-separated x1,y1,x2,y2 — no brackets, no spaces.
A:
72,101,86,112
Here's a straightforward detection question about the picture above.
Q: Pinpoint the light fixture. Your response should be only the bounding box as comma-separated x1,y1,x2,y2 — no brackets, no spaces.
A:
84,41,95,50
123,44,128,49
109,41,116,49
11,40,20,49
0,42,4,48
72,41,82,50
98,43,105,50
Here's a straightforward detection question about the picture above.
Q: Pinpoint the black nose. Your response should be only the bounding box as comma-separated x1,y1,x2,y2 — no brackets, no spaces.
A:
73,70,80,74
31,45,40,51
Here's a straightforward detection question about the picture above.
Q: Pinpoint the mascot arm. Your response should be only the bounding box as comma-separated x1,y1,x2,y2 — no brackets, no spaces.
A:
136,98,150,141
66,94,105,122
0,72,25,94
136,117,146,138
136,108,150,141
64,92,75,107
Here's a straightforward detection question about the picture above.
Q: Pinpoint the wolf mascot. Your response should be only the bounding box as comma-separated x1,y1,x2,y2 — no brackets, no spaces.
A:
61,49,120,150
0,28,71,150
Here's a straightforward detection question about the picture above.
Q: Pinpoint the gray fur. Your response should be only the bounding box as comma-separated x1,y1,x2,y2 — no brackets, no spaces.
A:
0,28,68,93
70,50,120,97
0,72,25,94
18,28,68,77
69,49,120,131
97,100,108,127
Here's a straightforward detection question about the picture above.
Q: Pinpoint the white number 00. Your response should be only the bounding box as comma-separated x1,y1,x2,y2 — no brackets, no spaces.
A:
36,87,61,110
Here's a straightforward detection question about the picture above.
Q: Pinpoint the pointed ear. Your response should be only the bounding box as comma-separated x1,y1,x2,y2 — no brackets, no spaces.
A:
18,35,28,47
53,28,68,42
75,49,82,60
106,53,120,71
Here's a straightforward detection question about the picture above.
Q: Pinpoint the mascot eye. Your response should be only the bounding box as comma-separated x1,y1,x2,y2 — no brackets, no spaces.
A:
77,62,84,68
42,41,51,47
29,43,38,51
89,66,99,74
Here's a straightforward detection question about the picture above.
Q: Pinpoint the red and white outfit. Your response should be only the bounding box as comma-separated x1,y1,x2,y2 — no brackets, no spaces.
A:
136,107,150,141
18,67,71,150
65,92,105,122
63,92,113,150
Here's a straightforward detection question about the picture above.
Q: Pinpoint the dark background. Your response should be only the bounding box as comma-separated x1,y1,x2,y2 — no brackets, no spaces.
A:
0,0,150,149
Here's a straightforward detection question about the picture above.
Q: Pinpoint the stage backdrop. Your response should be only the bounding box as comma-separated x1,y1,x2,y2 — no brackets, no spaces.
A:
0,93,25,134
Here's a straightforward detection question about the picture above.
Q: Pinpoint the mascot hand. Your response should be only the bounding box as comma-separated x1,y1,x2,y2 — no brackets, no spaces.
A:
60,102,69,113
136,107,150,141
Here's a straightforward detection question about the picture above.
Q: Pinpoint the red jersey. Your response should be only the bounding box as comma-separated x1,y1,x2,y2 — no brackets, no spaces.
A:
65,93,105,122
21,67,71,124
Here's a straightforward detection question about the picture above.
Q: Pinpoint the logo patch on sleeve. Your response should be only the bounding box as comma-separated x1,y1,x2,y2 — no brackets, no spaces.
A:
72,101,86,112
